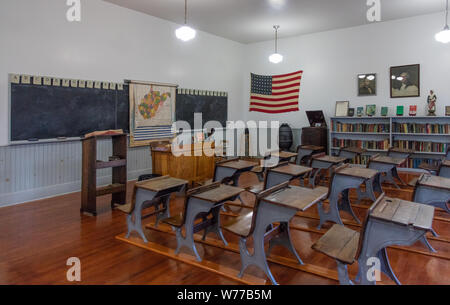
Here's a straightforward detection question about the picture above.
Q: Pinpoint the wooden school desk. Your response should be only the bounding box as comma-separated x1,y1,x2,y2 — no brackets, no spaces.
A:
295,145,324,166
118,176,188,242
224,183,328,285
162,183,244,262
313,194,435,285
317,164,381,229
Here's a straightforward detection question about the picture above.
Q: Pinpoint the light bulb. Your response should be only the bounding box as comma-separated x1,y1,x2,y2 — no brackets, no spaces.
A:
269,53,283,64
176,26,196,42
435,26,450,43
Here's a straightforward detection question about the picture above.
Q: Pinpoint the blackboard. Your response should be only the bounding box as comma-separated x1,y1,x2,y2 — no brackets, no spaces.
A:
10,83,129,142
175,93,228,130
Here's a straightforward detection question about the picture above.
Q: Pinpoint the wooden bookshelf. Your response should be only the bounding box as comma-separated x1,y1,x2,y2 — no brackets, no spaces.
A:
330,116,450,170
81,134,127,216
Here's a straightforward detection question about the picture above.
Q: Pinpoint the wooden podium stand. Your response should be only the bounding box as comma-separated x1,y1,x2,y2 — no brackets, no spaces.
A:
151,142,216,185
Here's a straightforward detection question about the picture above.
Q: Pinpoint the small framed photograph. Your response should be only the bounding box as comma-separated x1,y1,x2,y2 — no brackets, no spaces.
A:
446,106,450,116
390,64,420,98
335,101,349,117
357,107,364,117
358,73,376,96
366,104,376,116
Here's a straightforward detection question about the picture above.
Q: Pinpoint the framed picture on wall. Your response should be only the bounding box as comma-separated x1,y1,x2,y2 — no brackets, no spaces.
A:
357,73,376,96
335,101,349,117
390,64,420,98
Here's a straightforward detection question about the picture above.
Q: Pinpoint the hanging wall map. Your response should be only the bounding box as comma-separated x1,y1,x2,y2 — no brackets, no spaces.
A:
129,81,177,147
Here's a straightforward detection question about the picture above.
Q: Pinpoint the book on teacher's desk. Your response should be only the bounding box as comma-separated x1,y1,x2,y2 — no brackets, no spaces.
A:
84,129,124,138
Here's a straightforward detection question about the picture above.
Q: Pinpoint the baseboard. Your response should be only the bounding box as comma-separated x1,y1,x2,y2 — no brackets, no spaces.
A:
0,168,152,208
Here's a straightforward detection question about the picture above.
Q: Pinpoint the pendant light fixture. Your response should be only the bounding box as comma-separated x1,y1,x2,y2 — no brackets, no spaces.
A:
436,0,450,43
176,0,196,42
269,25,283,64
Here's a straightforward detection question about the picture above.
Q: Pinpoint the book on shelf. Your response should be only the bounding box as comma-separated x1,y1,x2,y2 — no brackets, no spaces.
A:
409,105,417,116
396,106,404,116
392,123,450,134
407,158,441,169
394,140,447,153
332,138,389,150
332,122,390,133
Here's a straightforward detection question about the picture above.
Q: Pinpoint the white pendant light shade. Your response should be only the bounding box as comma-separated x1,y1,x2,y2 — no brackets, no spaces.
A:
269,53,283,64
436,26,450,43
176,26,196,41
436,0,450,43
176,0,196,42
269,25,283,64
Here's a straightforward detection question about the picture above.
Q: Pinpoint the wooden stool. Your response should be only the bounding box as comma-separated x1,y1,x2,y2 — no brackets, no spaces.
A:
312,193,435,285
162,182,243,261
118,176,188,243
223,182,328,285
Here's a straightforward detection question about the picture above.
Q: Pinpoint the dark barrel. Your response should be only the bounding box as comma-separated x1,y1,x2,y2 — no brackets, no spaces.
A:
279,123,293,151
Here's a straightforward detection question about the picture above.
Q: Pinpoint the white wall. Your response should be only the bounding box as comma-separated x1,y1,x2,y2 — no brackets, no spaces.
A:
243,13,450,128
0,0,245,146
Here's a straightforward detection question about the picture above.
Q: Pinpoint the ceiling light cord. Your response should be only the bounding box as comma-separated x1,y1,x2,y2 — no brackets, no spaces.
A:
274,25,280,53
446,0,449,28
185,0,188,25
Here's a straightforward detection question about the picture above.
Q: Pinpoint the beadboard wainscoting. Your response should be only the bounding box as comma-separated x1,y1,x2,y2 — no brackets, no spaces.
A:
0,140,152,207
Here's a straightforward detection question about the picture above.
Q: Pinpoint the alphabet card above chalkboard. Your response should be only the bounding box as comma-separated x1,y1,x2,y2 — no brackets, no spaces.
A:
9,74,128,143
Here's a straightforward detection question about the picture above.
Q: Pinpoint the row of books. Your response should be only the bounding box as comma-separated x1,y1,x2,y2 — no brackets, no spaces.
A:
332,122,390,133
348,156,440,169
394,141,447,153
392,123,450,134
332,139,390,150
407,158,441,169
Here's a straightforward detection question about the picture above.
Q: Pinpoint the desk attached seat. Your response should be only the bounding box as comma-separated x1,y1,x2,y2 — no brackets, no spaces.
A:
118,176,188,243
413,173,450,214
224,182,328,285
162,182,244,261
317,164,382,229
312,193,435,285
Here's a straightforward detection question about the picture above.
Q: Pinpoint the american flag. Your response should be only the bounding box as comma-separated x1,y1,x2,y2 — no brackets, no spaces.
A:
249,70,303,113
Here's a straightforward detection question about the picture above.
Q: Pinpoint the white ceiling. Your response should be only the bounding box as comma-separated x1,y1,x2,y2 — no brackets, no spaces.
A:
104,0,447,43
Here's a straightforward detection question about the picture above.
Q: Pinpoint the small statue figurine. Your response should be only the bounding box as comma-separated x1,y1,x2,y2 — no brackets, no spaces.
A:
427,90,437,116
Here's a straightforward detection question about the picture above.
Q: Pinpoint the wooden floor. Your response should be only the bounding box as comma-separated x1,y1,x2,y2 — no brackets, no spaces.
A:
0,172,449,285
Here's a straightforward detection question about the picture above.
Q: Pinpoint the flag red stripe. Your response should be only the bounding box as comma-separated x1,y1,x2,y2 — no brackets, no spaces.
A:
250,101,299,108
272,76,302,84
250,95,299,102
272,83,301,90
271,89,299,96
273,70,303,79
249,108,299,114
